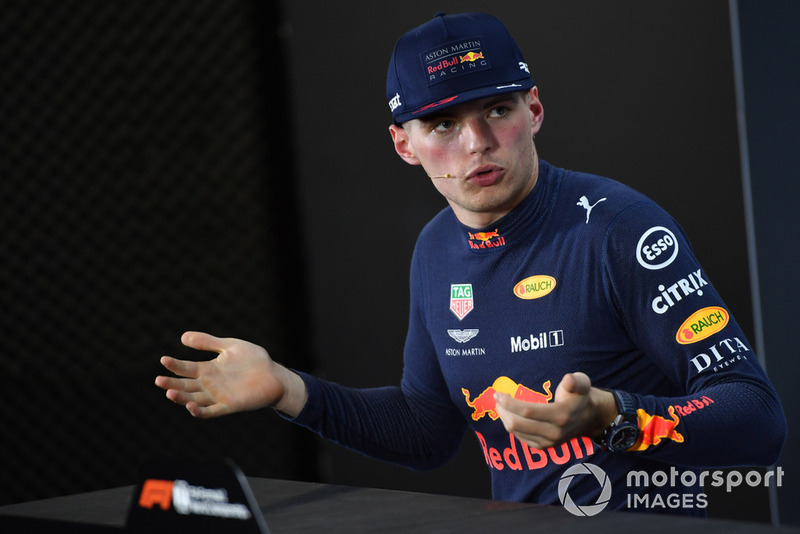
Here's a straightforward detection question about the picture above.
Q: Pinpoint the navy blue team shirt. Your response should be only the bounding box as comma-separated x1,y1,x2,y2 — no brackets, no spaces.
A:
290,160,785,513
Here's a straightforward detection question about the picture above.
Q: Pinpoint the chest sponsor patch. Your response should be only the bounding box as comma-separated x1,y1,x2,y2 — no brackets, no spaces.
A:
513,275,556,300
468,229,506,250
447,329,479,343
450,283,474,320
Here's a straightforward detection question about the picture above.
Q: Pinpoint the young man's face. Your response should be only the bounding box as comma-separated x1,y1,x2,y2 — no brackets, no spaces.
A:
390,87,544,228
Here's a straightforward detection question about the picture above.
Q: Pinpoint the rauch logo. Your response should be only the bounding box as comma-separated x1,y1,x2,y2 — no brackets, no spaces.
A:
676,306,729,344
513,275,556,300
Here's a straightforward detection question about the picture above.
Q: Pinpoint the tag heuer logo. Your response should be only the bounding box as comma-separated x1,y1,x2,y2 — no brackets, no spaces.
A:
450,284,474,320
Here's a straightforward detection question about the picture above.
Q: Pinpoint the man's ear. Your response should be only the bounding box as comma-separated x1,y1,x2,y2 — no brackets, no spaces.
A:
389,124,421,166
527,86,544,135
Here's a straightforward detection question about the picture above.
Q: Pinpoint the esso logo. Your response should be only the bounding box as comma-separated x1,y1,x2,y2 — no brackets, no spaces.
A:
636,226,679,270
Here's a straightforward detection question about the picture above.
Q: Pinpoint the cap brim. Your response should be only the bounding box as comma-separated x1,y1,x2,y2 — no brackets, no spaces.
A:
394,78,535,124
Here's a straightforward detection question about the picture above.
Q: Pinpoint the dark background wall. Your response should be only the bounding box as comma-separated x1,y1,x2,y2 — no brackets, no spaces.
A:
736,0,800,526
0,0,796,526
0,0,316,504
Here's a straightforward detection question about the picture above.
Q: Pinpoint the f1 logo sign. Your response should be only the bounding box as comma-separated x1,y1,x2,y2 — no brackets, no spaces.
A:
138,479,174,511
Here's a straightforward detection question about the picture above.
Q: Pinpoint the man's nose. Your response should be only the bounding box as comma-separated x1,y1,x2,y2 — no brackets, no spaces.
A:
463,118,494,154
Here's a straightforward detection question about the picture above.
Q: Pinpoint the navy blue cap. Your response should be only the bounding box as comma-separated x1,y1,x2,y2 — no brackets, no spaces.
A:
386,12,535,123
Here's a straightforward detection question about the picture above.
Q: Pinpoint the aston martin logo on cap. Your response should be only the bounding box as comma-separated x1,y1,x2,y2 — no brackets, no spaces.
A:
422,37,491,87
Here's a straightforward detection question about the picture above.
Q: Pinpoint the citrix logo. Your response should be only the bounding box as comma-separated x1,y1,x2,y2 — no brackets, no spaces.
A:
651,269,708,314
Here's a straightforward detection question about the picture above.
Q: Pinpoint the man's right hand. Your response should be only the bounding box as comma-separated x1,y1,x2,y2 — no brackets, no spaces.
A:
155,331,308,418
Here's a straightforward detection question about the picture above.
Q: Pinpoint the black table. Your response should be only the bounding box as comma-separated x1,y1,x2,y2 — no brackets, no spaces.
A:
1,478,798,533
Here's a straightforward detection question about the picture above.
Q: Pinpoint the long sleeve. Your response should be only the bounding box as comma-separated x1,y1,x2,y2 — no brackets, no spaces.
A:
602,200,786,467
288,373,465,471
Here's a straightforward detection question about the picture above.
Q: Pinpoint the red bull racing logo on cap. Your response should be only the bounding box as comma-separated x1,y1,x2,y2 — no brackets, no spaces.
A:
422,37,491,86
450,283,474,320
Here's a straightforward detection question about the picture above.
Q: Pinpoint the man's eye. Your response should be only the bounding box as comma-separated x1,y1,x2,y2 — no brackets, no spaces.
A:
490,106,509,117
434,120,453,132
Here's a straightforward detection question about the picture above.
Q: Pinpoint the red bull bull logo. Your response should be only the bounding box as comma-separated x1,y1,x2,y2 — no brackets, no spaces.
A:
462,376,552,421
469,229,499,242
467,229,506,250
629,406,684,451
460,51,485,63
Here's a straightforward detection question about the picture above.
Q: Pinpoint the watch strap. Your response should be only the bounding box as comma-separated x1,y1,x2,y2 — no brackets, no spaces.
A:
601,389,640,452
611,389,637,416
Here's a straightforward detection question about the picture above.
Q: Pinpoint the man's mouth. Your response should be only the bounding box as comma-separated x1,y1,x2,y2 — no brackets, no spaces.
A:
467,165,503,186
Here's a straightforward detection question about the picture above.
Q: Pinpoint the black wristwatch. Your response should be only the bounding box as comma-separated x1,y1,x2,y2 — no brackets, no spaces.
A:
602,390,640,452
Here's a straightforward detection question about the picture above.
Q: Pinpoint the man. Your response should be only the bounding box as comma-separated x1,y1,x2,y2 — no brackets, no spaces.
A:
156,12,785,513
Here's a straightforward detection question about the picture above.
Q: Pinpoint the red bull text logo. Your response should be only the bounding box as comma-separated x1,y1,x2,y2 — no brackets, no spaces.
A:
513,275,556,300
450,283,474,320
468,229,506,249
427,51,489,77
428,56,460,74
462,376,552,421
477,431,596,473
628,406,684,451
676,306,729,344
673,396,714,417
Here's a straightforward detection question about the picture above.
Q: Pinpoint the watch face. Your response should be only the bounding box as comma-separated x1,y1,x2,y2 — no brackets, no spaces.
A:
608,423,639,451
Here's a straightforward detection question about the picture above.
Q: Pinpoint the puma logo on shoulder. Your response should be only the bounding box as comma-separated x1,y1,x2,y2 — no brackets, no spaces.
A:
577,195,607,224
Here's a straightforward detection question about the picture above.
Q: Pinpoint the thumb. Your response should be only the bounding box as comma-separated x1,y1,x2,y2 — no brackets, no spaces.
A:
556,372,591,399
181,331,230,353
